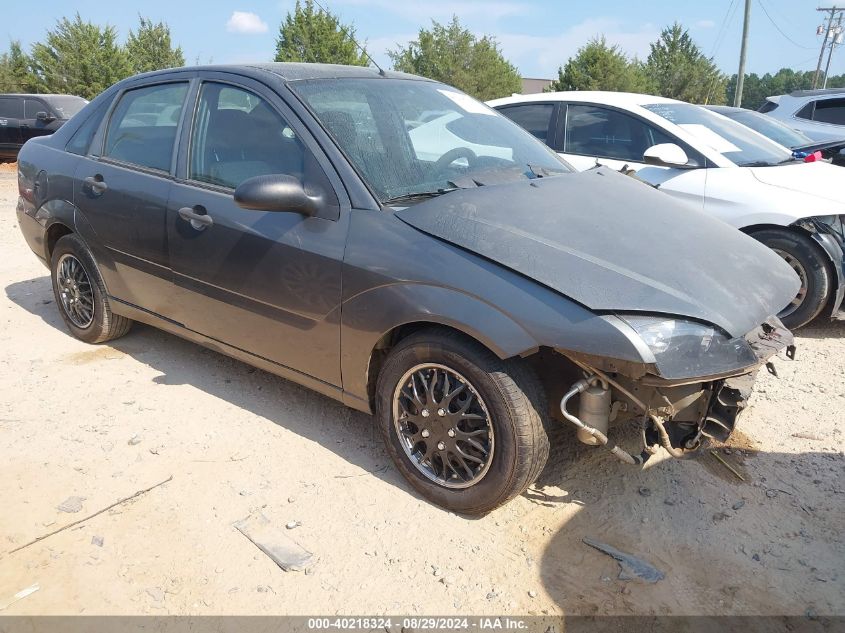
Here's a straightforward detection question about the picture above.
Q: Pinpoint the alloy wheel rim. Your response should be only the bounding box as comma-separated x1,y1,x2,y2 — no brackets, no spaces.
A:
57,254,95,329
772,249,808,319
392,363,494,489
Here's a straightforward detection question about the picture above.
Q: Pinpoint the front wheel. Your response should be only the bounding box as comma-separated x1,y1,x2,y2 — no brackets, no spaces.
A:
752,228,832,330
375,328,549,514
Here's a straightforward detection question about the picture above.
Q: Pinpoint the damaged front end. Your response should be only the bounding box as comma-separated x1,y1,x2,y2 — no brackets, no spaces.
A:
550,316,795,465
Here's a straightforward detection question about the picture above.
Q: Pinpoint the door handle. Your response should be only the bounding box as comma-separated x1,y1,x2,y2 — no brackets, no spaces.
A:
178,206,213,228
83,175,108,194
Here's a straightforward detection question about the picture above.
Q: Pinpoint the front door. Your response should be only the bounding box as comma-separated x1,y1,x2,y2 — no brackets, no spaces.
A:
167,79,347,386
555,103,707,209
73,80,190,314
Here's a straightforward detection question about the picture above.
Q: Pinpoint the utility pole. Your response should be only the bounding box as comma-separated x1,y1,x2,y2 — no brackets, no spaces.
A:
822,12,844,88
733,0,752,107
814,7,843,88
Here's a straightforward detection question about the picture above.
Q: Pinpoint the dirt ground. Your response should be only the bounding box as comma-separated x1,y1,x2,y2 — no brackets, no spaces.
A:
0,169,843,617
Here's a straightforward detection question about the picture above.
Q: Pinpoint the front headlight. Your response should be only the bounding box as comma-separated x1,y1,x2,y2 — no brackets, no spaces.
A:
621,315,758,380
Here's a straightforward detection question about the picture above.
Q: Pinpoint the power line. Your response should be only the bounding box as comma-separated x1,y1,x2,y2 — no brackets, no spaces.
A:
711,0,739,58
756,0,815,50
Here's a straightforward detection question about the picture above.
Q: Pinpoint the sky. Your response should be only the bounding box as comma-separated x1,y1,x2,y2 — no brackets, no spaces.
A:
3,0,842,80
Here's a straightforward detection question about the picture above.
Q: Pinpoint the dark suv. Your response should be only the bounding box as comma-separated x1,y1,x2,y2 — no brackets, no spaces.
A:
0,93,88,161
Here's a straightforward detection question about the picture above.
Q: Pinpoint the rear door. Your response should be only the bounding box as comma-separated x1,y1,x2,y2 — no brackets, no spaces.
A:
0,96,23,154
166,75,348,386
73,78,192,316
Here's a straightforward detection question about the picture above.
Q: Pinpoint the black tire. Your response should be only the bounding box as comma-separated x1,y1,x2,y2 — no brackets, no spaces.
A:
751,228,832,330
50,233,133,344
375,327,549,514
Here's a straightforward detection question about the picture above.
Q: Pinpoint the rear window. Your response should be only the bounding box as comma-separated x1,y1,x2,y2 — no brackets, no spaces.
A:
103,82,188,172
758,101,778,113
813,98,845,125
67,100,111,156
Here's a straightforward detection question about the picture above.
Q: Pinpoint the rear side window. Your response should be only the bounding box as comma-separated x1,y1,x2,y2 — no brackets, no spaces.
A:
104,82,188,172
562,104,673,161
795,101,815,120
0,97,23,118
758,101,778,113
498,104,554,143
813,98,845,125
67,100,111,156
189,82,306,190
24,99,48,119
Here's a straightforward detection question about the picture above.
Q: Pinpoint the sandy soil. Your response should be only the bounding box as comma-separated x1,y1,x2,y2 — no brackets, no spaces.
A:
0,172,843,617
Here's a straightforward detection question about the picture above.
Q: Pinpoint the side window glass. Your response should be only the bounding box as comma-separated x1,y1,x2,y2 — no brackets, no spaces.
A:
67,101,110,156
24,99,47,119
104,82,188,172
499,104,554,143
189,82,306,190
0,97,23,119
813,98,845,125
795,101,815,120
564,105,671,162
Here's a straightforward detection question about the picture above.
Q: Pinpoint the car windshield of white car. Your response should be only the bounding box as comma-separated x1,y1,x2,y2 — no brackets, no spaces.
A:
291,78,571,203
643,103,793,167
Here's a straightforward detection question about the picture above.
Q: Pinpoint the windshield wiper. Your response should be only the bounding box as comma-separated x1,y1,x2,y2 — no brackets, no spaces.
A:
382,188,457,206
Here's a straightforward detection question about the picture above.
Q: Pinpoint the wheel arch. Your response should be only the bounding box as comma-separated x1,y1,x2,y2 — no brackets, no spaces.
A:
45,220,74,261
340,284,540,414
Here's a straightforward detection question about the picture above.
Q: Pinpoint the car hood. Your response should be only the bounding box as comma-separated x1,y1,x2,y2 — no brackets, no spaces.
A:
749,162,845,206
395,168,800,338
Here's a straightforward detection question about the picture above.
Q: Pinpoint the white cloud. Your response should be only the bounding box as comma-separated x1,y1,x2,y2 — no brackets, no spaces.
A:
695,19,716,29
495,18,660,78
226,11,269,34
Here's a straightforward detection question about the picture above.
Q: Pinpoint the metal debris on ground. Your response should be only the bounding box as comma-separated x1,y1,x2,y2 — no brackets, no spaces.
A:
91,535,104,547
582,537,665,584
0,584,40,611
57,496,85,513
710,451,746,482
234,512,316,572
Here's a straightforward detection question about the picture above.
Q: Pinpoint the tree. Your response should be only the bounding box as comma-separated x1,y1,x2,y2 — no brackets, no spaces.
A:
389,16,521,101
30,14,132,99
275,0,368,65
125,16,184,74
548,37,650,93
726,68,845,109
644,23,726,104
0,41,38,92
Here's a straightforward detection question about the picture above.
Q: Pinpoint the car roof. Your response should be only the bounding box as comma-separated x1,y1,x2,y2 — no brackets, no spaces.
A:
0,93,85,99
488,90,684,108
129,62,427,83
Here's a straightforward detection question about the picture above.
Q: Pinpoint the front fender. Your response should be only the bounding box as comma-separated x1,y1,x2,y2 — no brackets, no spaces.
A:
340,283,538,411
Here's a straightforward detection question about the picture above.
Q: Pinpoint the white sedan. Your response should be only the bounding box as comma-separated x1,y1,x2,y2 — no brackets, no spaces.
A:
488,91,845,329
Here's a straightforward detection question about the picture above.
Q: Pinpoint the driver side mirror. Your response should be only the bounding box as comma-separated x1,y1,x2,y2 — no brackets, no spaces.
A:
643,143,693,169
36,111,55,123
234,174,320,216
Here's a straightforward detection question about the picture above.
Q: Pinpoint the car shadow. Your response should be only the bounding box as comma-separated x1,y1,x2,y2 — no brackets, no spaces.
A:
4,274,421,503
797,316,845,341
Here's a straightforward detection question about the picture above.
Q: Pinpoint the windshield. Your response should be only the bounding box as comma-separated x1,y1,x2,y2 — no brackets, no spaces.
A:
642,102,793,167
291,78,570,202
716,109,814,149
46,96,88,119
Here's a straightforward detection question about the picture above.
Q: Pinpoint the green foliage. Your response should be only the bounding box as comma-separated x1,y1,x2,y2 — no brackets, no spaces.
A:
29,14,132,99
0,41,37,92
125,16,185,74
643,23,726,104
727,68,845,110
275,0,368,65
548,37,650,93
389,16,521,101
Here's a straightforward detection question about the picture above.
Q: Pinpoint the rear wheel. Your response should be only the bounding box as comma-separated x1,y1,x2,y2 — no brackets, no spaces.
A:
751,228,832,329
375,328,549,514
50,234,133,344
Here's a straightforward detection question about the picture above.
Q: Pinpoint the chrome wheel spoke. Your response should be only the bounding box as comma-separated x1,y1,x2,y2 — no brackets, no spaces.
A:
392,363,494,490
56,254,95,329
